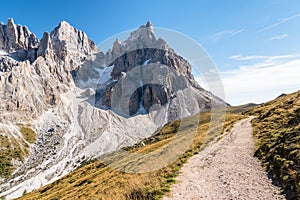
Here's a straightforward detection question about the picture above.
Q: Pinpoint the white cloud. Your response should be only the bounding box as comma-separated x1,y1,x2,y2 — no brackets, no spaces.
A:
210,29,244,41
270,33,288,40
229,54,268,61
229,54,300,65
220,57,300,105
258,13,300,32
195,54,300,105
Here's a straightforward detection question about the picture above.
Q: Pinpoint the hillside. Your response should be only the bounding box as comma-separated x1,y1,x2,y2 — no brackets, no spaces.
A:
12,104,254,200
248,91,300,199
0,124,36,178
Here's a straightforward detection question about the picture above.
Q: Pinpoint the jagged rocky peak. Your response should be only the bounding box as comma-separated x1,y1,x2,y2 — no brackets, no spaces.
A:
106,21,194,81
0,18,39,62
108,21,169,65
0,19,100,121
0,18,102,76
0,18,39,52
123,20,157,48
146,20,153,27
114,38,121,46
50,20,98,60
0,18,98,65
111,38,121,58
37,32,52,58
95,21,220,119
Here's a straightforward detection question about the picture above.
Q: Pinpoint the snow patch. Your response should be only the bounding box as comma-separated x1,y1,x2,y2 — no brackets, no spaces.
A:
98,65,114,84
143,59,151,65
95,65,115,98
77,65,114,89
0,50,8,56
137,81,147,115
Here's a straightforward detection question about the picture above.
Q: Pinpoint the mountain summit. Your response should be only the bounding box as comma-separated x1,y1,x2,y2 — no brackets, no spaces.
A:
94,24,218,119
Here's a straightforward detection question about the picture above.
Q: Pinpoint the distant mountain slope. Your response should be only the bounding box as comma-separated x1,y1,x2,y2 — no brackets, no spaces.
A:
248,91,300,199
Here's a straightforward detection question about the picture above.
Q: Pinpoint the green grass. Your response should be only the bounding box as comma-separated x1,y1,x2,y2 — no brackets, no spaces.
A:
0,134,23,178
18,124,36,144
247,91,300,199
0,124,36,178
17,106,246,200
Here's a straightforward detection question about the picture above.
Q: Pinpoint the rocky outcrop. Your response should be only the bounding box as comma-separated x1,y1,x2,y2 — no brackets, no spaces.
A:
50,21,97,62
0,19,98,121
2,18,38,51
37,32,52,58
94,22,221,120
0,19,97,65
0,18,39,62
0,56,19,72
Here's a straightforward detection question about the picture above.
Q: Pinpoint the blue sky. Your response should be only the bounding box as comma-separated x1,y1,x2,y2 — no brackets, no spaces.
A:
1,0,300,105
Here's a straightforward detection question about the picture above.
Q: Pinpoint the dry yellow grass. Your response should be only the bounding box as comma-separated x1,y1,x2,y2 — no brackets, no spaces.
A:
248,91,300,199
18,124,36,144
0,135,24,178
16,105,253,200
0,124,35,178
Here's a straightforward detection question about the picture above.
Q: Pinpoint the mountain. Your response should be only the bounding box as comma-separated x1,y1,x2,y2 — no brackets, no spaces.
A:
93,23,222,120
0,19,225,199
0,19,97,121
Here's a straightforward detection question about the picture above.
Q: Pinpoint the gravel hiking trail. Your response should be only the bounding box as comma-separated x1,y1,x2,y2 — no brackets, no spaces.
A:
164,117,285,200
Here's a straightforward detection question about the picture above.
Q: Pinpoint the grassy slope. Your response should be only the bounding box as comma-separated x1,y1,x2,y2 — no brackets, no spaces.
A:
248,91,300,199
0,134,23,178
17,105,254,200
19,125,36,144
0,125,36,178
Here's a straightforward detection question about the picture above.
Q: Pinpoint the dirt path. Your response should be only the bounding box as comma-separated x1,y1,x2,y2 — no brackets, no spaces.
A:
163,117,285,200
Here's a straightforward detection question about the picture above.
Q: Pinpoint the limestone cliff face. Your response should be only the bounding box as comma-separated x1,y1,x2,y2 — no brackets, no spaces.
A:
50,21,97,66
94,22,222,120
0,18,39,62
0,19,98,122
